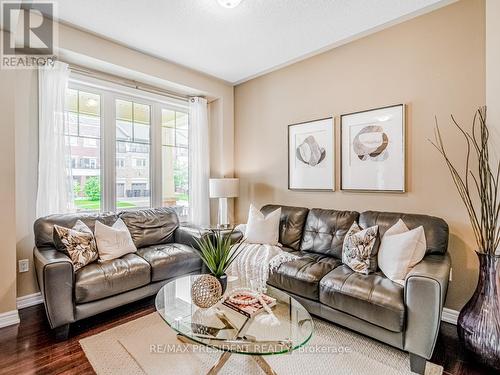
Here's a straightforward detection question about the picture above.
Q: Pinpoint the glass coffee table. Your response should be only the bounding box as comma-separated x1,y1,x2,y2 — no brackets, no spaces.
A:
155,275,314,375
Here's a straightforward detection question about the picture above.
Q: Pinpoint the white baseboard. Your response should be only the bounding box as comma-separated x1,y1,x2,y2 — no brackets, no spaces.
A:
442,307,459,325
16,292,44,310
0,310,20,329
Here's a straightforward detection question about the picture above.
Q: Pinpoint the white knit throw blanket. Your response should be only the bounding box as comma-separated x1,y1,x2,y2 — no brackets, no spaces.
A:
227,243,299,291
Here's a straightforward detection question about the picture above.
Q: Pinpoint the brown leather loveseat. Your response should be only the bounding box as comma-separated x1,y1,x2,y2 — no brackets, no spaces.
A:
33,207,204,339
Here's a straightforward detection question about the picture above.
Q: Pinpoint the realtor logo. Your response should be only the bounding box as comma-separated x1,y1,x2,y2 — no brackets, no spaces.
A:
1,1,56,68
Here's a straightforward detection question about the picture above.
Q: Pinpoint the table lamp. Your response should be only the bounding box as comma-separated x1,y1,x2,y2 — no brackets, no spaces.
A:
209,178,239,227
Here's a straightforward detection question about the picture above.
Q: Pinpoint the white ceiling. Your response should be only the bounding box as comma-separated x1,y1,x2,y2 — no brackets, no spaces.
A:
53,0,455,84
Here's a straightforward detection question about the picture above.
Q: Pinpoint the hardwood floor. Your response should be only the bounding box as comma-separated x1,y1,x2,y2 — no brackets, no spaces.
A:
0,298,155,375
0,299,494,375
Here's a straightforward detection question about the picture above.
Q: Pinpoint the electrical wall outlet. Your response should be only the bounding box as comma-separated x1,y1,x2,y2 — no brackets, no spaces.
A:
18,259,29,273
449,268,453,281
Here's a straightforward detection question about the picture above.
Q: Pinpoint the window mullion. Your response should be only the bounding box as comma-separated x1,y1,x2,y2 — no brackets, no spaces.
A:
151,103,162,208
102,92,116,212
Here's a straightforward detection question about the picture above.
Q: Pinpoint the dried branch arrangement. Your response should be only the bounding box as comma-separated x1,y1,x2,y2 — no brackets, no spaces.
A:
431,107,500,255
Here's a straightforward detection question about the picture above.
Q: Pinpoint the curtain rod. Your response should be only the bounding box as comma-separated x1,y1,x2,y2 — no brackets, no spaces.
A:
67,63,191,102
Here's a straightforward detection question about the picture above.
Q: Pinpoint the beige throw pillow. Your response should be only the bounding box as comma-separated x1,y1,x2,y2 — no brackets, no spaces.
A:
244,205,281,245
377,219,427,285
95,218,137,261
53,220,98,271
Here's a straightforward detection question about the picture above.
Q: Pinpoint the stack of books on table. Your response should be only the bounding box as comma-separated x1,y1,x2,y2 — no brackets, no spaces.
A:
222,294,276,318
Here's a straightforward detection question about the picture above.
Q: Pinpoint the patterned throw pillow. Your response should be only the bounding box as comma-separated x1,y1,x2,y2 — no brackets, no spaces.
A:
342,221,379,274
53,220,98,271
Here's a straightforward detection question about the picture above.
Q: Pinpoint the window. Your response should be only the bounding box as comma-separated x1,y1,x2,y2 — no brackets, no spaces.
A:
79,157,97,169
134,158,147,168
67,137,78,146
83,138,98,148
64,88,102,212
161,109,189,220
116,100,151,209
63,78,189,219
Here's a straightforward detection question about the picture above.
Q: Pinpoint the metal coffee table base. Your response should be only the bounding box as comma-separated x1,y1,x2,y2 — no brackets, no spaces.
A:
207,350,277,375
177,334,278,375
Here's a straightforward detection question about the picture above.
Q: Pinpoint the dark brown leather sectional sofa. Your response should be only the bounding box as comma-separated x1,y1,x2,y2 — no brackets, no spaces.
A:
34,205,450,374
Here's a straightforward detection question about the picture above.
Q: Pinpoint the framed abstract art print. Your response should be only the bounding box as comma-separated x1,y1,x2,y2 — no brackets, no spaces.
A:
288,117,334,191
340,104,405,192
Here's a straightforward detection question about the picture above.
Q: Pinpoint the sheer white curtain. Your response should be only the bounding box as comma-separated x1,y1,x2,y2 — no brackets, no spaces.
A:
36,61,74,217
188,97,210,225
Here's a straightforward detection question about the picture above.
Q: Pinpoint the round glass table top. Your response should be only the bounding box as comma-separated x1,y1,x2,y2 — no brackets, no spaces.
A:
155,275,314,355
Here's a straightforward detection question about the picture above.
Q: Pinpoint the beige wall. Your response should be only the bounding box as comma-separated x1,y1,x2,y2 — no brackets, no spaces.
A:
15,70,38,298
11,22,235,302
234,0,485,311
0,70,18,313
486,0,500,148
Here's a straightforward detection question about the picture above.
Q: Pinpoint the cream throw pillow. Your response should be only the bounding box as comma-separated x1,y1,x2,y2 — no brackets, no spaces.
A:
244,205,281,245
95,218,137,261
378,219,427,285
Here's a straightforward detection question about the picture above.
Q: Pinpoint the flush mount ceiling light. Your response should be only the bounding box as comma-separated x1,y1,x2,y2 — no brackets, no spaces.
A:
217,0,243,9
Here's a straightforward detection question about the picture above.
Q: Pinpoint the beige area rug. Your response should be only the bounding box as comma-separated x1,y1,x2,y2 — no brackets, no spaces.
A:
80,313,443,375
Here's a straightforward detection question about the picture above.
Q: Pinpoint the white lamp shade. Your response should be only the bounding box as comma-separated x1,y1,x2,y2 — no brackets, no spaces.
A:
209,178,239,198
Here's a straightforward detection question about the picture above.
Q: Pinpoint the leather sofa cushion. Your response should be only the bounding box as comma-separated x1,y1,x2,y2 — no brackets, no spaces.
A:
359,211,449,255
34,212,119,248
75,253,151,304
281,246,300,256
267,252,341,300
119,208,179,248
300,209,359,258
261,205,309,251
319,265,405,332
136,243,202,282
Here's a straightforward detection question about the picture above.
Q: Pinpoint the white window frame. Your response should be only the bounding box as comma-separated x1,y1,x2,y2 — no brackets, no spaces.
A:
68,73,189,213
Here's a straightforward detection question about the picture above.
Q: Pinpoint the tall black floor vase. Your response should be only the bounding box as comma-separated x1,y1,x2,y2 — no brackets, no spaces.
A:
457,252,500,371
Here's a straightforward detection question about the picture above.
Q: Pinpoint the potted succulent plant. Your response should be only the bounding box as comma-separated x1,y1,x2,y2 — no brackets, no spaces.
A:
194,228,245,293
431,107,500,370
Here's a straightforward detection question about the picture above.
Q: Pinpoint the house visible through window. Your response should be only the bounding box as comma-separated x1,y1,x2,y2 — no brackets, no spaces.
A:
79,157,97,169
63,78,190,220
134,158,147,168
161,109,189,219
116,99,151,209
65,88,102,212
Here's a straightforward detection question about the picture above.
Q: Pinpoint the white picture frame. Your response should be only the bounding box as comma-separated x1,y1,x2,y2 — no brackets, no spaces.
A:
341,104,405,192
288,117,335,191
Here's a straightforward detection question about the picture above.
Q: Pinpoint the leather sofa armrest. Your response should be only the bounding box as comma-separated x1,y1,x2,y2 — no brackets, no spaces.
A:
222,229,244,245
34,246,75,329
174,225,244,249
403,253,451,359
174,226,210,250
